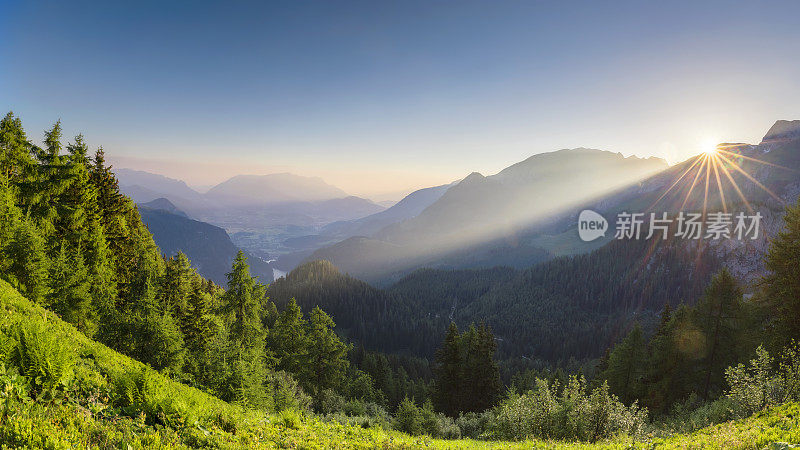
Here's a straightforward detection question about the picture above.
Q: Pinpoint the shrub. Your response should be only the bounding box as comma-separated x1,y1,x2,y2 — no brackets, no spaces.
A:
725,346,785,417
456,411,495,439
394,397,422,435
724,344,800,418
491,375,647,442
268,370,312,412
316,388,346,414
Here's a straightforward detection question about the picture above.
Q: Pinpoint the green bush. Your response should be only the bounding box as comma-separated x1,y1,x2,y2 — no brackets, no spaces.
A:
316,388,346,414
724,344,800,418
268,370,312,412
394,397,422,435
491,375,647,442
456,410,495,439
276,408,303,429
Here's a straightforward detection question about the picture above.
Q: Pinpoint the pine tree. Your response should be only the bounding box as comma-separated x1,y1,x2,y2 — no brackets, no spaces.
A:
161,252,194,318
763,197,800,347
303,306,350,394
694,268,743,399
269,298,309,377
48,242,92,332
433,322,462,416
4,219,49,303
601,323,647,404
469,322,501,412
221,251,268,407
0,112,34,184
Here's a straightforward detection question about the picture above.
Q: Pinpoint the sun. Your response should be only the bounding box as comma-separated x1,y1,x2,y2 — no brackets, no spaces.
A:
701,139,720,156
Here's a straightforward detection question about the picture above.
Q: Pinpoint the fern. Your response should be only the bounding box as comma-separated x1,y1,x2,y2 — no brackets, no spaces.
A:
10,320,74,394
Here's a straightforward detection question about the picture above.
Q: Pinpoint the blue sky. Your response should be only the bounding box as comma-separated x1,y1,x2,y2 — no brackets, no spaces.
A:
2,0,799,198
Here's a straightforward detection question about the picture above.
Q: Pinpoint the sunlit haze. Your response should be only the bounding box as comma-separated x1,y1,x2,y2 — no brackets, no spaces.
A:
3,1,799,199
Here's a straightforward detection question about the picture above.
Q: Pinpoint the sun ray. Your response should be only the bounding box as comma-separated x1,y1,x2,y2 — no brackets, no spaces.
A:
703,154,711,218
715,152,785,205
717,149,799,172
647,155,704,212
681,155,708,210
710,154,728,213
716,156,754,213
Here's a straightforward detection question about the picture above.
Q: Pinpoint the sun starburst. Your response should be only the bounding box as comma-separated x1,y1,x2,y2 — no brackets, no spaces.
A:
648,142,790,219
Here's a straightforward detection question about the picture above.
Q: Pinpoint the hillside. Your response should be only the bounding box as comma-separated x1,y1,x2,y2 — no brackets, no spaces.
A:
1,279,796,449
139,197,189,217
138,205,273,285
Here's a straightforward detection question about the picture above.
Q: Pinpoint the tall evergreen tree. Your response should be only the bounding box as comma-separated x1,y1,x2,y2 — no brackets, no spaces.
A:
48,242,92,332
221,251,269,407
763,198,800,347
304,306,350,394
270,298,308,377
601,323,647,404
465,323,501,412
433,322,462,416
694,268,743,399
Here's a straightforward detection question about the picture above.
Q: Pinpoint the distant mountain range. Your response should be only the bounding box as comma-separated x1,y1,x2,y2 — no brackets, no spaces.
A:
114,169,387,262
205,173,348,205
137,199,273,286
307,148,667,283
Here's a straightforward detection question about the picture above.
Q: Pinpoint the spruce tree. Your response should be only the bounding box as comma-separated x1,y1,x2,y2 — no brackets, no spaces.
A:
601,323,647,404
269,298,309,377
48,243,92,332
694,268,743,399
4,219,49,303
221,251,268,407
433,322,463,416
763,198,800,347
304,306,350,394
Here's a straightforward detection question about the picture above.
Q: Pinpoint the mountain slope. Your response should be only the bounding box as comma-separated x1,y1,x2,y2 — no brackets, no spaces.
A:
320,181,457,239
0,279,410,449
138,206,273,285
309,149,667,283
139,197,188,217
116,168,208,214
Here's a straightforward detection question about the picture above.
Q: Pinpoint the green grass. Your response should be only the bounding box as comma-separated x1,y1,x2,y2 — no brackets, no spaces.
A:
0,279,798,449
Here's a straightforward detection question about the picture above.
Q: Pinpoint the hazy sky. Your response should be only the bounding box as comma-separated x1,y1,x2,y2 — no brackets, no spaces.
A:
2,1,799,199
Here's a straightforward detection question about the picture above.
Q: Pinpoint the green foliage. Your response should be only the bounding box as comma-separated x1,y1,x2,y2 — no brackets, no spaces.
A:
491,375,647,443
395,397,422,435
267,370,312,412
220,251,270,408
10,319,75,395
2,218,49,303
